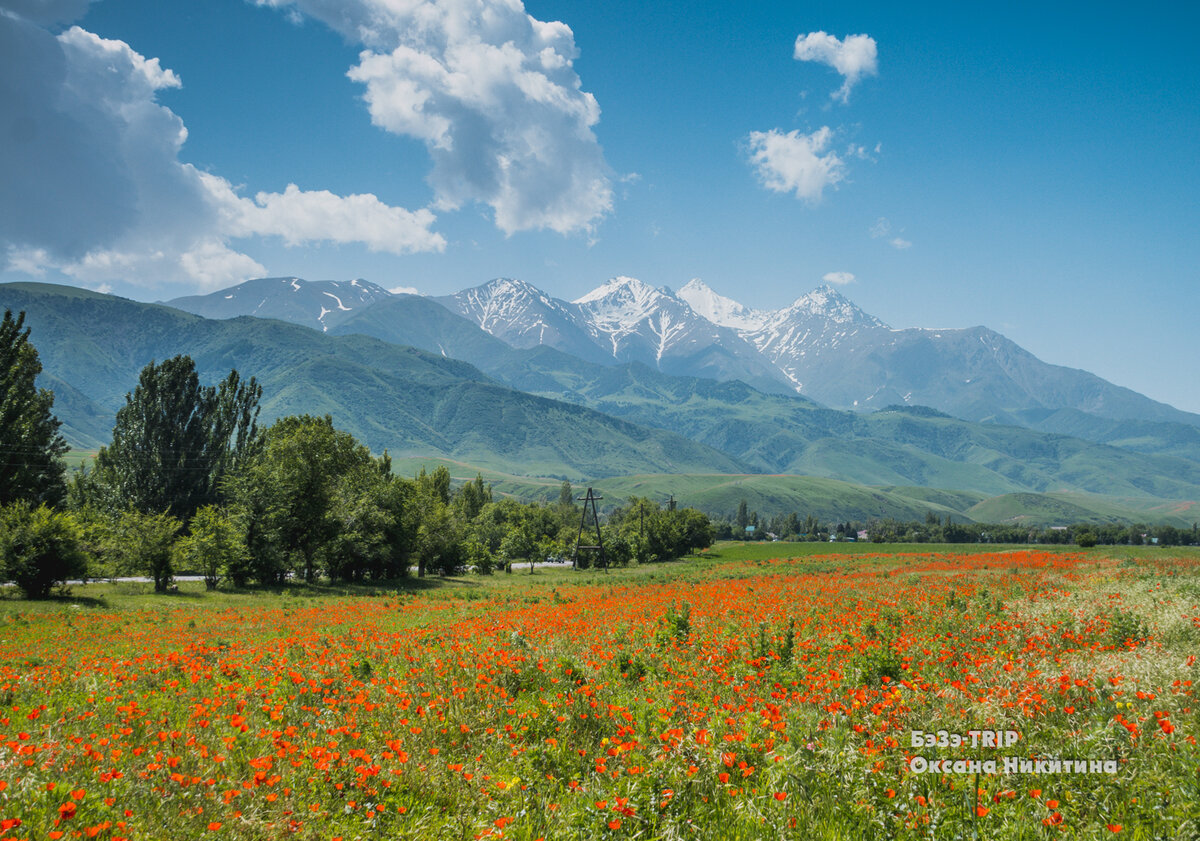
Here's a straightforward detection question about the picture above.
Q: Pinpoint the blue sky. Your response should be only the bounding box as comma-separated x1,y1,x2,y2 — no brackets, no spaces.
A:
2,0,1198,411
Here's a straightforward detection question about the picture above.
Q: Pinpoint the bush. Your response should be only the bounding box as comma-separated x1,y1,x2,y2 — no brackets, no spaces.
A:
1075,530,1098,548
0,503,87,598
463,537,495,575
174,506,246,590
109,509,181,593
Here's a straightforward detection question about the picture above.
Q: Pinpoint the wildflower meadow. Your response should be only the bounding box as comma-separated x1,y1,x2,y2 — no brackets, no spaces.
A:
1,545,1197,839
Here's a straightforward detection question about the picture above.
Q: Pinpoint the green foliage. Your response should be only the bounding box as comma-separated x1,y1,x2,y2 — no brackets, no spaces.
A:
108,509,181,593
1106,609,1149,649
779,617,796,664
91,356,260,521
609,497,715,563
0,309,68,506
462,537,495,575
557,480,574,508
856,641,905,687
452,473,491,520
1076,530,1098,547
173,506,246,590
0,502,86,598
655,600,692,647
228,415,389,583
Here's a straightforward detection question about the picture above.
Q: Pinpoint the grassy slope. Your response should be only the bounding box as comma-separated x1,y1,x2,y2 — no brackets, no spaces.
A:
1,283,746,479
385,456,1199,526
485,348,1200,501
12,280,1200,516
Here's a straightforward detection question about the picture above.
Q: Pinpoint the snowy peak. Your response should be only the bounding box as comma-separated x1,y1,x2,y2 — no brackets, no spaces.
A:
436,277,609,361
444,277,577,335
677,278,767,331
781,284,888,329
572,275,666,307
167,276,393,332
571,277,676,328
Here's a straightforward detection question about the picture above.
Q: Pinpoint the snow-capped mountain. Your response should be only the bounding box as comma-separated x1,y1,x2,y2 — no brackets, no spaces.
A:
168,277,392,332
672,281,1197,427
568,276,790,389
164,273,1200,432
433,278,609,363
572,276,726,363
676,278,768,332
741,284,891,391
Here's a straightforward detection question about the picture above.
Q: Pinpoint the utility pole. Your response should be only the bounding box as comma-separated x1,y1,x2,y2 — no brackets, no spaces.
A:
573,488,607,572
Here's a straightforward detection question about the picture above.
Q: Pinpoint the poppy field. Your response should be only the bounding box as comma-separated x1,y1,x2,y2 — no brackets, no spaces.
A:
1,546,1198,839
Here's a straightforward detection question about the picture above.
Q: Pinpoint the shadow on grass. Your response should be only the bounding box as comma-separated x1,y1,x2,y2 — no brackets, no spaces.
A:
220,574,484,600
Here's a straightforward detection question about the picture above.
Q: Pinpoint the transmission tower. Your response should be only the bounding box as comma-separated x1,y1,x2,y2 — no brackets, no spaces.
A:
572,487,607,572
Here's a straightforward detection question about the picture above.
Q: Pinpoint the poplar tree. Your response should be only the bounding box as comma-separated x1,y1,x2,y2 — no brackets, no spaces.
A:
92,355,260,520
0,309,68,506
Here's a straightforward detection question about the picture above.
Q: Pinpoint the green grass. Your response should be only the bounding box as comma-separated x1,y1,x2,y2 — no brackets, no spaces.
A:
3,545,1199,838
63,449,97,470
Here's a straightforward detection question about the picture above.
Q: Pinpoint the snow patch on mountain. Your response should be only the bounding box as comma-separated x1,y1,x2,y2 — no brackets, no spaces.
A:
677,278,767,331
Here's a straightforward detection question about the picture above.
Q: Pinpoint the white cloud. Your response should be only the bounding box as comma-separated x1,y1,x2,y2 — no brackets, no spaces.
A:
793,31,878,104
179,240,270,289
746,127,844,202
0,14,444,291
206,178,445,256
870,217,912,249
388,285,421,296
0,0,92,25
822,271,855,285
255,0,613,236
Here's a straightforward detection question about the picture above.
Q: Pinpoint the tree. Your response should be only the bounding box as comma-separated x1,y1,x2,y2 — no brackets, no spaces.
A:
0,503,86,598
677,508,715,554
453,473,491,521
173,506,246,590
558,480,575,509
327,470,407,582
92,356,260,521
0,310,68,507
735,499,749,531
228,415,378,582
109,509,181,593
415,503,463,577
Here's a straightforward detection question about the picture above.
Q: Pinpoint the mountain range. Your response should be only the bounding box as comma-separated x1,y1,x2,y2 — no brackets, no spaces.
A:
2,276,1197,526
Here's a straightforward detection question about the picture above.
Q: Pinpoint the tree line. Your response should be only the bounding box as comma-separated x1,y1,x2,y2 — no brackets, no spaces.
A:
0,309,714,598
719,501,1198,547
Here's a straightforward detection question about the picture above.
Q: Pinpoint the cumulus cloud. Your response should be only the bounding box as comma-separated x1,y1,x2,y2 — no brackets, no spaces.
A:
254,0,613,236
746,127,844,202
793,31,878,104
0,7,444,291
822,271,855,285
388,285,421,296
205,177,444,255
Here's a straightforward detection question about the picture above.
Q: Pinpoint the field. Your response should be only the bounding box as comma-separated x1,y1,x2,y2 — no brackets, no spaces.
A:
1,543,1198,839
373,457,1200,528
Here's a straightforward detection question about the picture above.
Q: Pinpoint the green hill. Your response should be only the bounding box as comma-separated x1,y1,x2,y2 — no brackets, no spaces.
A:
478,349,1200,502
0,282,746,479
7,280,1200,516
385,459,1199,528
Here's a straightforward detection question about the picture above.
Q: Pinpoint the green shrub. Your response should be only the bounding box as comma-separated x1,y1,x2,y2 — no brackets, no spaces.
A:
655,600,692,647
0,502,87,598
1106,609,1149,648
109,509,181,593
173,506,246,590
